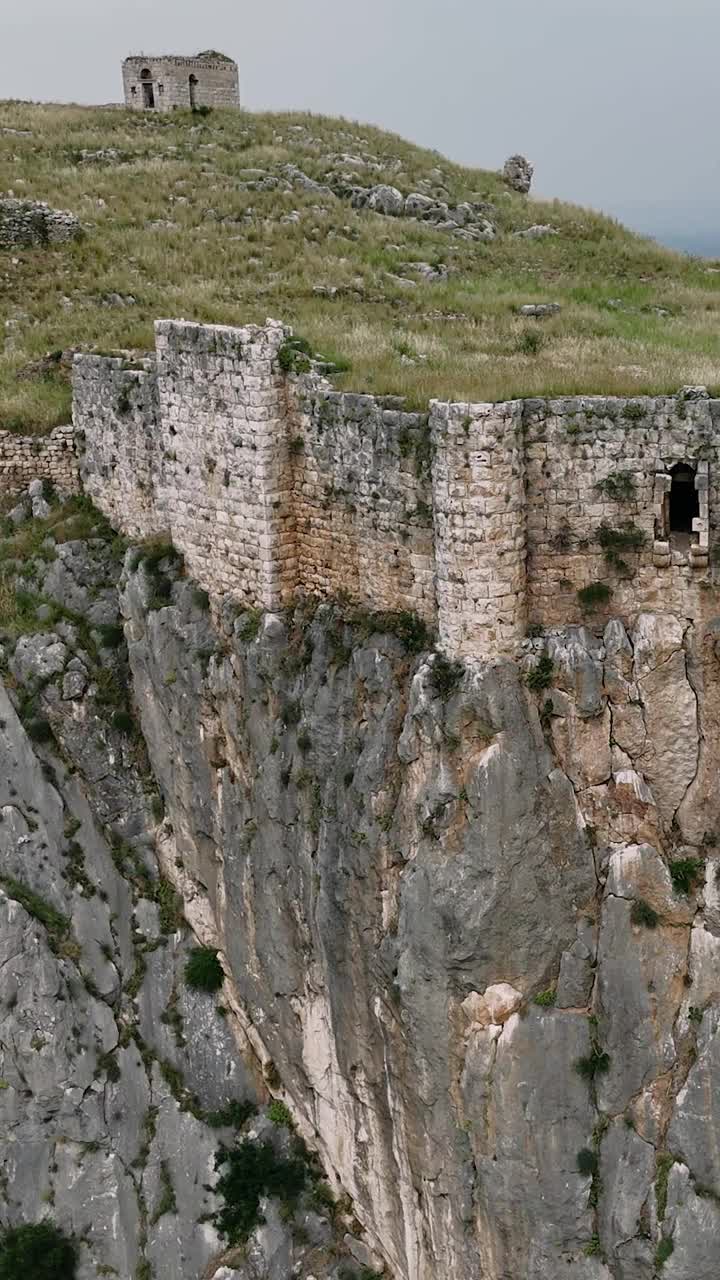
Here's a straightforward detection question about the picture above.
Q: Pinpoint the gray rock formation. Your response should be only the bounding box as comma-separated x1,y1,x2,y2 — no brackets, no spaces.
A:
503,153,534,193
3,492,720,1279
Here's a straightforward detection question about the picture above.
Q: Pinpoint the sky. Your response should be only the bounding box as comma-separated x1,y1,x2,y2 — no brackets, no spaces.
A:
3,0,720,255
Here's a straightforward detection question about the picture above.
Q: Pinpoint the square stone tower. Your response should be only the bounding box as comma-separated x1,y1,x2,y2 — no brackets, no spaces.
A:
122,52,239,112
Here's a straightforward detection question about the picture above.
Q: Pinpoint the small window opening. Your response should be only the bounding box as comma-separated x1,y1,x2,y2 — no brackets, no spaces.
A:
189,73,198,110
668,462,699,542
130,85,137,96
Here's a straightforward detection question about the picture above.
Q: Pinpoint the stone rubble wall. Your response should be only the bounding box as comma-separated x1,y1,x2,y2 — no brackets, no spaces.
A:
122,56,240,112
292,386,437,622
75,354,164,538
0,197,82,248
0,424,80,496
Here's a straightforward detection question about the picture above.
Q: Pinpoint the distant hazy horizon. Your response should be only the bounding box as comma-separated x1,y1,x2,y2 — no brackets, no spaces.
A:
3,0,720,260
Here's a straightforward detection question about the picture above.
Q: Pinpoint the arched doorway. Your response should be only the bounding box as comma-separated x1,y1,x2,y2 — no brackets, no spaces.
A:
666,461,699,551
140,68,155,109
189,74,198,110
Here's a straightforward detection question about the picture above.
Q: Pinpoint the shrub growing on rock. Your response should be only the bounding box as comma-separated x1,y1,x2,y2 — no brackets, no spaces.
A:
212,1139,307,1244
0,1221,77,1280
669,857,702,895
630,899,659,929
184,945,224,992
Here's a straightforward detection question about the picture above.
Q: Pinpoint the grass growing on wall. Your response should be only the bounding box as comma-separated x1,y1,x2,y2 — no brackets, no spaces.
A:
2,102,720,432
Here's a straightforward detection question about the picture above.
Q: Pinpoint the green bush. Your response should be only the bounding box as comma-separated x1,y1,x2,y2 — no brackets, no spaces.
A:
278,337,312,374
575,1046,610,1081
212,1139,307,1244
576,1148,598,1177
184,946,224,993
268,1100,294,1128
206,1099,257,1130
430,653,464,698
655,1237,674,1267
0,1221,77,1279
577,582,612,610
630,898,659,929
112,710,135,734
526,654,554,692
26,717,54,744
669,857,702,895
533,988,556,1007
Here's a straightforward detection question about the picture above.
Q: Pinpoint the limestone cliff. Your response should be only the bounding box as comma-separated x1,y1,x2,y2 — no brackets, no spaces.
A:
2,495,720,1280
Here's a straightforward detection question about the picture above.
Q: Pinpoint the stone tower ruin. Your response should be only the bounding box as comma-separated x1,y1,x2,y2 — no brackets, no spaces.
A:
122,52,239,112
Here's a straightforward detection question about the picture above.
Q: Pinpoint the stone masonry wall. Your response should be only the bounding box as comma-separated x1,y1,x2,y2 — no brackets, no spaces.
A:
524,394,720,628
122,56,240,112
65,317,720,658
292,386,437,622
431,399,527,656
0,425,80,497
75,354,163,538
153,319,295,609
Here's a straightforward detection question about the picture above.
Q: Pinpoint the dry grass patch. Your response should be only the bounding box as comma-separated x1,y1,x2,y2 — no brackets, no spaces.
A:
2,100,720,430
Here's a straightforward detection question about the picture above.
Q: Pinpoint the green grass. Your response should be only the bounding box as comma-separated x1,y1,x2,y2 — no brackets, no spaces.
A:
3,102,720,433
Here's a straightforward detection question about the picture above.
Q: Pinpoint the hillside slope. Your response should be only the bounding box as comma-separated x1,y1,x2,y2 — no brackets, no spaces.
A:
2,101,720,431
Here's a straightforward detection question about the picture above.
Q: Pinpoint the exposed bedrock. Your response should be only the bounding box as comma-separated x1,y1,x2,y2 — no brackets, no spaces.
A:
4,502,720,1278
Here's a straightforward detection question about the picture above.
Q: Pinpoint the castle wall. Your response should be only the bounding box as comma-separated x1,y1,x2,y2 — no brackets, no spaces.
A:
431,400,527,657
74,354,163,539
292,387,437,621
524,395,720,627
0,425,79,498
153,319,295,609
66,316,720,659
122,57,239,112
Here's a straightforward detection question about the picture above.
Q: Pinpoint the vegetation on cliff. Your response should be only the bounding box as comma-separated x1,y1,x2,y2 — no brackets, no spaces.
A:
2,101,720,431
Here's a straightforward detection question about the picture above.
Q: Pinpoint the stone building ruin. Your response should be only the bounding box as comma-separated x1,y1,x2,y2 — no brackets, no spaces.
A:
122,53,239,112
3,318,720,659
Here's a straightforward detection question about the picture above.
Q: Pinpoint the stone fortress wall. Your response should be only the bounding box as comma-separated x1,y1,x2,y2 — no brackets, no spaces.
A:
122,54,240,112
3,317,719,657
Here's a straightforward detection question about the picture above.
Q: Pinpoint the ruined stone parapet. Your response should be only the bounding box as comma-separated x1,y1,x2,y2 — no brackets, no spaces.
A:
0,424,79,496
74,352,162,539
0,198,82,248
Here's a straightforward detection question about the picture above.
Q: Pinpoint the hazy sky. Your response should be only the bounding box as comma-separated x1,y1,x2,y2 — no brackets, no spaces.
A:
4,0,720,254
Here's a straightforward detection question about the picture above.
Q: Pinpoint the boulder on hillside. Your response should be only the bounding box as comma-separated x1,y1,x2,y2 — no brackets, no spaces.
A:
503,154,534,194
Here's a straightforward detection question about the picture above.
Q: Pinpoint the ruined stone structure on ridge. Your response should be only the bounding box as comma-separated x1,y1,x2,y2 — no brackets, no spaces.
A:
122,52,239,112
3,318,720,659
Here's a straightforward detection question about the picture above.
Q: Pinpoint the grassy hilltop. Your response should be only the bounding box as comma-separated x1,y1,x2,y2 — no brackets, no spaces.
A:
2,99,720,432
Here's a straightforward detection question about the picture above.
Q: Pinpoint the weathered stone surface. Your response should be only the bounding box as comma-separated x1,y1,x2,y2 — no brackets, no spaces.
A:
503,153,534,193
0,197,82,247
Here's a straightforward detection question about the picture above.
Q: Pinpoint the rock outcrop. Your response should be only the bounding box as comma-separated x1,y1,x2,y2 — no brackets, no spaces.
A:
503,153,534,194
2,492,720,1279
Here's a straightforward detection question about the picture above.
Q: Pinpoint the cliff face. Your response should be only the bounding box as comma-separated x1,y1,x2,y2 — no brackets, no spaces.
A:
3,498,720,1279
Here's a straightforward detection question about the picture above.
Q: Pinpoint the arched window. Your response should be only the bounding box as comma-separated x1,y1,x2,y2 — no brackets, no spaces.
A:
189,74,198,110
668,462,699,536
